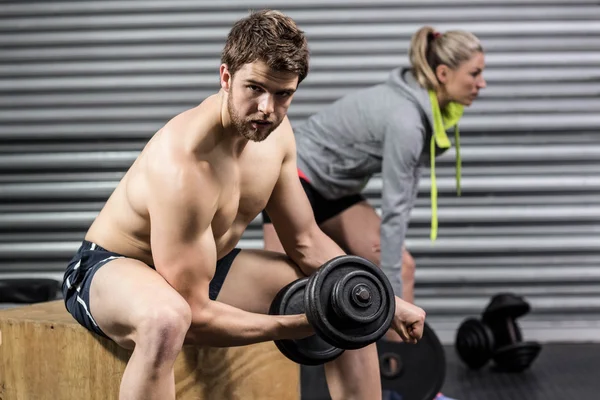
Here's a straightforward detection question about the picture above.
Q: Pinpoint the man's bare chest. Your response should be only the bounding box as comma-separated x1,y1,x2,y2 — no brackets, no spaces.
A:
212,152,282,233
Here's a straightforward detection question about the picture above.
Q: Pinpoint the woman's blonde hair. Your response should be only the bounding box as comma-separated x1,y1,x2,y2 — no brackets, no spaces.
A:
409,26,483,91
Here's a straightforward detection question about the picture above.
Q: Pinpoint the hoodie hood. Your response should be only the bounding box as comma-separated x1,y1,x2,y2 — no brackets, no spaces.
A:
387,67,434,127
387,67,463,152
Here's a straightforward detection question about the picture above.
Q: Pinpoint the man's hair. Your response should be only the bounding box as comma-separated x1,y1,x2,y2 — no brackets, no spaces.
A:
221,10,310,84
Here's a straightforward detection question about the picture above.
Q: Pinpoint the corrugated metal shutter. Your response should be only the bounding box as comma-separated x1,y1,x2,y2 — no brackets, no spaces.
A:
2,1,599,342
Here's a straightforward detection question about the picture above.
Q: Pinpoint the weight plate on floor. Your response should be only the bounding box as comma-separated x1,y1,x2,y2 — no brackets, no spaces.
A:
378,322,446,400
269,277,344,365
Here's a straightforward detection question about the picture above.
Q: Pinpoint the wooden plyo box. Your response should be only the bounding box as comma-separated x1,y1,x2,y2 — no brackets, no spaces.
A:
0,301,300,400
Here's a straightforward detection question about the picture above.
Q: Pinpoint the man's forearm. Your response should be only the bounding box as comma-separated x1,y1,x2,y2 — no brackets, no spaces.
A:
286,224,346,276
187,299,314,347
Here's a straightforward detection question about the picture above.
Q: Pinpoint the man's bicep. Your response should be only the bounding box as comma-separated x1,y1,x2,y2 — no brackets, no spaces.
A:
265,123,317,248
266,159,315,232
152,224,217,306
147,172,217,306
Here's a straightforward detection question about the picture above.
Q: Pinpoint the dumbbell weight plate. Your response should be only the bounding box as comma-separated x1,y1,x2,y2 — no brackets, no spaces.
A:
492,341,542,373
482,293,531,322
269,278,344,365
455,318,495,370
305,255,395,350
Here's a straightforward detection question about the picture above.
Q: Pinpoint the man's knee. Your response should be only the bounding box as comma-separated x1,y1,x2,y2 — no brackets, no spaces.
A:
135,297,192,358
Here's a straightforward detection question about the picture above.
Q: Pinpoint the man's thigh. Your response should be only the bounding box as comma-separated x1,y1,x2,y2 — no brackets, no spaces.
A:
215,249,305,314
89,257,189,349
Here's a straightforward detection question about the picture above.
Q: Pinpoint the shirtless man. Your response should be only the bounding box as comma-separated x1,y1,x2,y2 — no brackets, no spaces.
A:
61,10,426,400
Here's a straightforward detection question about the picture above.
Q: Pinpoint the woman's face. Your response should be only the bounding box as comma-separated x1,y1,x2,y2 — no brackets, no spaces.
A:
437,52,486,106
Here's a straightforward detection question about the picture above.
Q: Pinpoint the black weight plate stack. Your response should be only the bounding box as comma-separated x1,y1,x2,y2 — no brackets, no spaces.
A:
305,256,395,350
455,318,495,370
269,278,344,365
378,322,446,400
492,342,542,373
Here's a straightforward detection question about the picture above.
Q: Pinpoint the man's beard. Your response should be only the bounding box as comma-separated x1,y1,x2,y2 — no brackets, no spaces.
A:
227,93,278,142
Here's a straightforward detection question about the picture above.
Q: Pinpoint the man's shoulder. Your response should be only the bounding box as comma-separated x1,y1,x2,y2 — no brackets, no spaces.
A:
166,96,220,138
145,135,217,200
267,116,295,150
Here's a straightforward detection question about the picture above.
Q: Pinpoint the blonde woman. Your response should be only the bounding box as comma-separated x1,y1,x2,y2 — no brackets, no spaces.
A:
262,27,485,398
263,25,485,399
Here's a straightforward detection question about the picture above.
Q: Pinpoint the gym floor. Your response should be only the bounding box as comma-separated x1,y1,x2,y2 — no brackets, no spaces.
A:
301,343,600,400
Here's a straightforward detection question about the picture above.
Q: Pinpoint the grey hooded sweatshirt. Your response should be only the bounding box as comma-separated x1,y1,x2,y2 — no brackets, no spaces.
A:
295,67,449,297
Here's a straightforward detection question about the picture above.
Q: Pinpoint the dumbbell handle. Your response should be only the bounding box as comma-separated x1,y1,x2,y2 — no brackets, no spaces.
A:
269,277,345,365
484,317,523,348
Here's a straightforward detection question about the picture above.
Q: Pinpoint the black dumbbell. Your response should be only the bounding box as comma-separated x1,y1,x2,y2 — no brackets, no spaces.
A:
269,255,396,365
455,293,542,373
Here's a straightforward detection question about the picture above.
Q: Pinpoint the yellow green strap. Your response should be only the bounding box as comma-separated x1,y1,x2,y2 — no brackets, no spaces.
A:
430,134,438,240
428,90,464,241
455,126,461,196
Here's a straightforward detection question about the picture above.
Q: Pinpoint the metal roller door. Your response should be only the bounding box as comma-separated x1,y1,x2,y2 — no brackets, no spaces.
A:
1,1,599,342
